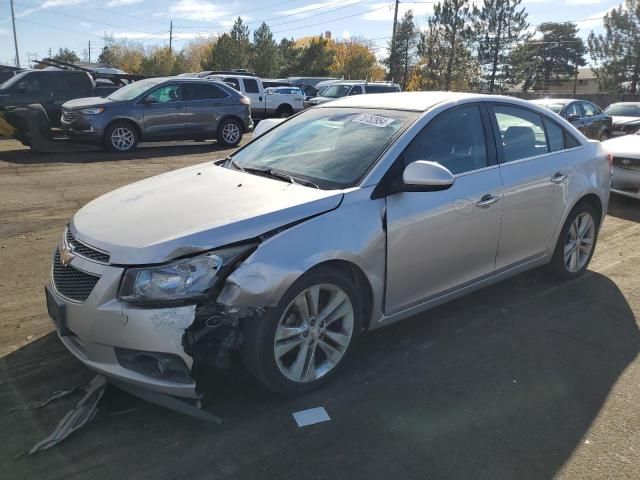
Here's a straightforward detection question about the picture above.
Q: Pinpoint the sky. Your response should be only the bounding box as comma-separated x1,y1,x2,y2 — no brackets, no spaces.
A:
0,0,625,68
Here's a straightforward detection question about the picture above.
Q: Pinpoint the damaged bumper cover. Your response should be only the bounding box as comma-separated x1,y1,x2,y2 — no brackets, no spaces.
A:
46,239,264,399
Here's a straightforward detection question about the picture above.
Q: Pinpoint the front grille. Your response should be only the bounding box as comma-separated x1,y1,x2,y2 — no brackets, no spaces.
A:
52,250,100,302
62,108,79,123
66,229,110,263
613,156,640,171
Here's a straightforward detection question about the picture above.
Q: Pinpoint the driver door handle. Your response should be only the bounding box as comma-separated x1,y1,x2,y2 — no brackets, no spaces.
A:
551,172,567,184
476,194,500,208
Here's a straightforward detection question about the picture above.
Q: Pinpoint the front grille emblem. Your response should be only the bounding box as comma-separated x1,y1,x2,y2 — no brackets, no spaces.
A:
60,245,75,267
622,159,631,165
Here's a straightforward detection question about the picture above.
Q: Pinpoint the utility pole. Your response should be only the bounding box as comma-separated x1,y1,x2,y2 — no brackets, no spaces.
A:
10,0,20,67
390,0,399,79
48,48,52,58
169,20,173,54
88,40,91,63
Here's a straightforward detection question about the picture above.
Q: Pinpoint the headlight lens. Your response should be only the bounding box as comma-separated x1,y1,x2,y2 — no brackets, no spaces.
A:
79,107,104,115
119,244,255,304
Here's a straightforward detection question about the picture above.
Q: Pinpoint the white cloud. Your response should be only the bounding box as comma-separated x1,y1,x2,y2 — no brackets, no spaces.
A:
576,6,617,29
41,0,86,7
342,30,350,39
79,21,91,28
107,0,143,6
279,0,360,16
566,0,602,4
112,31,167,39
169,0,230,22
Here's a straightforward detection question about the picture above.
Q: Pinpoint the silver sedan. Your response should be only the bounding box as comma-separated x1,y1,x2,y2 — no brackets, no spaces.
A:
46,92,611,398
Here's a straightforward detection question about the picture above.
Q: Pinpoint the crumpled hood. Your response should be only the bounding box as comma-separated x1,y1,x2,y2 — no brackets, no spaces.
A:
72,162,343,265
611,115,640,126
602,134,640,157
62,97,119,109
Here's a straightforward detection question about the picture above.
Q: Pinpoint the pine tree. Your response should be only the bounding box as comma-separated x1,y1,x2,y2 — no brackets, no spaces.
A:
252,22,279,77
473,0,529,92
589,0,640,93
385,10,418,87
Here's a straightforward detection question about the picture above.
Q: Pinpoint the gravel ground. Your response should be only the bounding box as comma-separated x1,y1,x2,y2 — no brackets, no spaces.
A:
1,137,639,479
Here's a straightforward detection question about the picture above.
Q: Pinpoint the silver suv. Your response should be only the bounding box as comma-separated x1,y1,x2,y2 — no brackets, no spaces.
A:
46,92,610,399
61,77,253,152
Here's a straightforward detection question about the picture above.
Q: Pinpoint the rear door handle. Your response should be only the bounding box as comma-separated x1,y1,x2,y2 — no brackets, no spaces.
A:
551,172,567,184
476,194,500,208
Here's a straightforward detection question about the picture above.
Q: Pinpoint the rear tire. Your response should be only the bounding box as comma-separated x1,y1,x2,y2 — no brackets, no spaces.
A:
217,118,243,147
549,201,599,280
276,105,293,118
242,267,363,394
104,121,138,153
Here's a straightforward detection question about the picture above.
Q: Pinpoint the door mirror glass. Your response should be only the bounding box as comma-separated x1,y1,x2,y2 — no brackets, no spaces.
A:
567,114,580,122
142,96,157,104
402,161,455,191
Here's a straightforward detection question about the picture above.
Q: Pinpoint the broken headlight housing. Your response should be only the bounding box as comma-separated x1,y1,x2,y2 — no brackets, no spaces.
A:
119,244,255,304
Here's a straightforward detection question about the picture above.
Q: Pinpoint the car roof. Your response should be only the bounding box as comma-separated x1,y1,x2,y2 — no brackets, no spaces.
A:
608,102,640,106
530,98,575,105
321,91,545,112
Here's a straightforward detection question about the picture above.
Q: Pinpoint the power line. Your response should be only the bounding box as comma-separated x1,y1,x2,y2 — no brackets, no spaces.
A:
176,0,372,29
271,4,392,34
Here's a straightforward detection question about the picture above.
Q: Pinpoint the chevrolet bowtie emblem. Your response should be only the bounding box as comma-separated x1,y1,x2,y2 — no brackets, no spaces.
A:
60,245,75,267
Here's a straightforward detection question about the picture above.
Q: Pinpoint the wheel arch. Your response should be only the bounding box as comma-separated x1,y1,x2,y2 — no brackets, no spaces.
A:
219,114,245,132
105,118,142,140
303,260,375,331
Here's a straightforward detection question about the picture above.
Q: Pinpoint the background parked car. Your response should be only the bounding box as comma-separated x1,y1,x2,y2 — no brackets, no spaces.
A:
603,102,640,137
305,81,401,107
531,98,612,140
265,86,304,96
207,73,304,118
61,77,252,152
602,132,640,199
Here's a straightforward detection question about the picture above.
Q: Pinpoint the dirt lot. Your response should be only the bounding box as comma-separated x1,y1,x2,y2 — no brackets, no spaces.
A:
1,137,639,479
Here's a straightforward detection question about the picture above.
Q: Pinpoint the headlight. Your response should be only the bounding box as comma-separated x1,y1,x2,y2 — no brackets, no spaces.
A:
79,107,104,115
119,244,255,304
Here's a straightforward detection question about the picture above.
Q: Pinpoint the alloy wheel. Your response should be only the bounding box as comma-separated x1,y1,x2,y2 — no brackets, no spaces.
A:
564,212,595,272
111,127,135,151
273,284,354,383
222,123,240,144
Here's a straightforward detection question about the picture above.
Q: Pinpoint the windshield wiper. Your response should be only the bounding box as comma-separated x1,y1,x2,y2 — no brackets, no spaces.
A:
230,164,320,189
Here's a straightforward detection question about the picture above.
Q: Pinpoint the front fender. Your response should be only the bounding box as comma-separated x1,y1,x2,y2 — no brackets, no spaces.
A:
217,186,387,323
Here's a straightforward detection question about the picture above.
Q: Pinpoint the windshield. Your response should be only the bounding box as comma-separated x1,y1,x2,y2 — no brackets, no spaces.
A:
230,107,418,189
0,71,29,91
604,104,640,116
539,103,565,113
322,85,352,98
107,79,160,101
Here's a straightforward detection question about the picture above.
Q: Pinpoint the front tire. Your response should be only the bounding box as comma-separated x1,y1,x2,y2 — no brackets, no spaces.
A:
217,118,243,147
549,202,599,280
276,105,293,118
104,121,138,153
242,267,363,394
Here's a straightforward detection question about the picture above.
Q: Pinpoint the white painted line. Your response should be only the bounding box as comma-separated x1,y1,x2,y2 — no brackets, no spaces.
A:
292,407,331,427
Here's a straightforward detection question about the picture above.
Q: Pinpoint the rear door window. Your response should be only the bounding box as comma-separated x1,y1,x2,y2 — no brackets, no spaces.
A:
186,83,228,100
543,118,565,152
493,105,549,162
565,102,582,119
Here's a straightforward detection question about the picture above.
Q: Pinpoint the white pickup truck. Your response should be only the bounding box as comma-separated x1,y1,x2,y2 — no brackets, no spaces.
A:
207,74,304,118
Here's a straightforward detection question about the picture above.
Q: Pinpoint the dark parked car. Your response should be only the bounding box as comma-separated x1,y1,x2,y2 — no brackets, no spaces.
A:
531,99,612,140
0,70,97,127
61,77,253,152
603,102,640,137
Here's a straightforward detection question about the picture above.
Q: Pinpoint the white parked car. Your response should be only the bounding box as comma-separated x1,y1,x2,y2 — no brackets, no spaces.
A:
602,132,640,199
207,74,304,118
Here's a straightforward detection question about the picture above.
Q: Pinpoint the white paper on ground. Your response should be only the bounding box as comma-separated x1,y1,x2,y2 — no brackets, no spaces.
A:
292,407,331,427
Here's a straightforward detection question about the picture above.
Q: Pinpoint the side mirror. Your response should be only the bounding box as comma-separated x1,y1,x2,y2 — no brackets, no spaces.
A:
142,96,157,104
401,161,455,191
567,114,580,122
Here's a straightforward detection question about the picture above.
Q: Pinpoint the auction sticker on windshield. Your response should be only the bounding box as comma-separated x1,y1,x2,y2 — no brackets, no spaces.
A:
351,113,395,128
